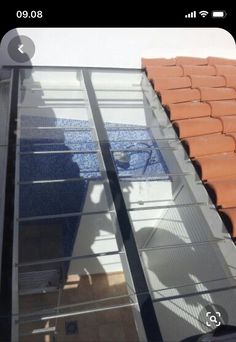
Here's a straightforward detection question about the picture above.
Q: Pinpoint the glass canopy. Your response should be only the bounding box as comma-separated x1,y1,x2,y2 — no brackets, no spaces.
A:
6,67,236,342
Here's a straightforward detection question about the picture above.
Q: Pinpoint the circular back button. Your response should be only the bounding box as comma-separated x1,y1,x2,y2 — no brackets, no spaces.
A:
8,35,35,63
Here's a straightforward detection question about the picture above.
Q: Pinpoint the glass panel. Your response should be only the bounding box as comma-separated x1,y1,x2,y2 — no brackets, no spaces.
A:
154,289,236,341
20,88,85,107
120,174,208,209
114,152,168,179
129,206,216,249
96,89,143,101
18,303,140,342
20,68,83,90
19,108,90,128
19,213,118,263
19,180,110,217
102,107,158,128
20,152,101,181
140,241,236,296
18,255,134,315
20,128,98,152
91,71,142,91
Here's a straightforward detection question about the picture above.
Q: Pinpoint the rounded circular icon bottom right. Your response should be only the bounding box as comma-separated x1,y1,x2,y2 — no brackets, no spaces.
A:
199,304,228,332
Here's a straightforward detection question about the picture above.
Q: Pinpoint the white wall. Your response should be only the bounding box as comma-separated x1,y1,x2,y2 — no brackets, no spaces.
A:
0,28,235,68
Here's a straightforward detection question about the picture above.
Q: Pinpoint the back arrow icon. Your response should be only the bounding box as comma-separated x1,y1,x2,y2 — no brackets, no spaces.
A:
18,44,24,54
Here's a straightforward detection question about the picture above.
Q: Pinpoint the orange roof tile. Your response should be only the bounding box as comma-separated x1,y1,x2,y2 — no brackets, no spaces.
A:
194,153,236,181
142,57,176,68
173,117,222,138
208,100,236,117
153,76,191,91
214,65,236,76
144,55,236,239
181,65,216,76
208,57,236,65
146,66,183,79
223,75,236,88
166,102,211,121
175,56,208,65
160,88,200,105
182,134,235,158
198,87,236,101
219,209,236,237
190,75,226,88
206,179,236,208
219,116,236,133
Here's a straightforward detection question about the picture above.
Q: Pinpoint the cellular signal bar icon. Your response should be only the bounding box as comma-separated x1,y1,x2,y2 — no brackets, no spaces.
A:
185,11,196,18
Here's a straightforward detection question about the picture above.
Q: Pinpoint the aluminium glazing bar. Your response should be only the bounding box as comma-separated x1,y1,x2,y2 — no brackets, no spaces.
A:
19,149,99,155
3,65,141,72
18,292,136,320
18,176,106,185
18,126,93,130
82,69,163,342
17,250,122,268
127,202,209,211
18,302,136,324
110,147,178,152
17,208,115,222
0,68,19,342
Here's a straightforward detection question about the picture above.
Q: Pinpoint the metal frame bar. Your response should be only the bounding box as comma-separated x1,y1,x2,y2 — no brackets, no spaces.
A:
17,250,123,268
0,76,11,283
3,65,141,72
18,209,115,222
19,302,136,324
82,69,163,342
0,68,19,342
18,176,106,185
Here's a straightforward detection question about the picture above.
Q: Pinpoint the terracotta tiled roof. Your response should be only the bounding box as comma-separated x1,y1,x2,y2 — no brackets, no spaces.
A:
143,56,236,239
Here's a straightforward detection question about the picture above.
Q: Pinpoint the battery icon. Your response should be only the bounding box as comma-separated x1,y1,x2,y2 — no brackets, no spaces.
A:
211,10,227,18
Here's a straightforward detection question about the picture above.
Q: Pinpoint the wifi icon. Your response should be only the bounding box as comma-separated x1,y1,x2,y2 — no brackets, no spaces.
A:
199,10,209,17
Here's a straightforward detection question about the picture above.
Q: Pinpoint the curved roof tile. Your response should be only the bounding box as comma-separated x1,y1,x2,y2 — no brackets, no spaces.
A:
142,57,176,67
199,87,236,101
160,88,200,105
219,208,236,237
182,134,235,158
153,76,191,91
190,75,226,88
194,153,236,181
214,65,236,76
147,66,183,79
181,65,216,76
176,56,208,65
206,179,236,208
173,117,222,138
166,102,211,121
223,75,236,88
208,57,236,66
208,100,236,117
219,116,236,133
